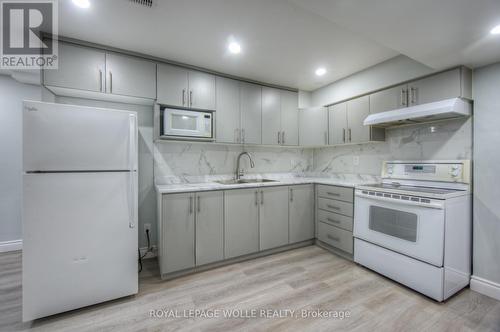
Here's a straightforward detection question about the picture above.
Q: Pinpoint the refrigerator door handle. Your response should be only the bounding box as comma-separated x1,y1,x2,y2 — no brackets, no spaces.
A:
128,114,137,229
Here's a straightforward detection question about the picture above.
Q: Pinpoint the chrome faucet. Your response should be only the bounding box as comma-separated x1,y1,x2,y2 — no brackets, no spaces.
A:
236,152,255,180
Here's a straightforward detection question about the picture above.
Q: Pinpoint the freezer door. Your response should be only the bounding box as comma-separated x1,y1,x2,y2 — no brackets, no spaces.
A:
23,101,137,172
22,172,138,321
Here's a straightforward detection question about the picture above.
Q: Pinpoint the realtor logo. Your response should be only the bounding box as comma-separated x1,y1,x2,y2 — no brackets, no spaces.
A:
1,0,58,69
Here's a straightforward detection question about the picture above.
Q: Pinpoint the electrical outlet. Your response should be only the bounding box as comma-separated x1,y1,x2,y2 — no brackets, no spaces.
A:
353,156,360,166
144,223,151,233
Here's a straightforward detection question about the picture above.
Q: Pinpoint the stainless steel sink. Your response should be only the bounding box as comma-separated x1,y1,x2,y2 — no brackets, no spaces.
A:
215,179,278,185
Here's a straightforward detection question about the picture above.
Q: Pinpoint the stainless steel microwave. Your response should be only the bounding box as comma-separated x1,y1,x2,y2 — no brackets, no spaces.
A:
161,108,214,140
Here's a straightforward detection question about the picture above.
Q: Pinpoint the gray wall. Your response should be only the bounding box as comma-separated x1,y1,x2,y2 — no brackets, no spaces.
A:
310,55,433,107
0,76,41,243
472,62,500,285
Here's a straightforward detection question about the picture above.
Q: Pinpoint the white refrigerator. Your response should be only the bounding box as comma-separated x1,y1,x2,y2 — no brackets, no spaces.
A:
22,101,138,321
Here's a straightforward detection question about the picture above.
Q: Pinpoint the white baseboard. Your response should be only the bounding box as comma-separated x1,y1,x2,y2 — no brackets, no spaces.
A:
471,275,500,301
0,240,22,253
139,245,157,260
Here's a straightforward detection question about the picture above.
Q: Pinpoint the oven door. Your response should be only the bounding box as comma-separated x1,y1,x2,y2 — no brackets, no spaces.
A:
162,108,213,139
354,191,445,267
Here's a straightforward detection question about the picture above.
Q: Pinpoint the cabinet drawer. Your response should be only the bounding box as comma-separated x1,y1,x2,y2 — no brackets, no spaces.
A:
317,222,353,254
317,197,353,217
317,185,353,203
317,210,353,231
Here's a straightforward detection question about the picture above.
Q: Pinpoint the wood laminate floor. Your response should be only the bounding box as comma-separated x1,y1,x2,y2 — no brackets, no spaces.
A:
1,246,499,332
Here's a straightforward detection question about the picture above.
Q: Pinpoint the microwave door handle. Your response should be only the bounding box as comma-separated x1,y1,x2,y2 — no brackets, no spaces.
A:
128,114,137,228
355,192,444,209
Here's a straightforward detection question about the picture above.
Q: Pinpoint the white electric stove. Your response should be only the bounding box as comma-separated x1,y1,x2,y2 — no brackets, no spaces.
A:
353,160,471,302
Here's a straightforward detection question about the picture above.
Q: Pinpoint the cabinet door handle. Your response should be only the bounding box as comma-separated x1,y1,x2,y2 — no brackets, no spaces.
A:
327,234,340,241
99,69,103,92
242,129,245,143
282,131,285,145
189,90,193,107
277,131,281,144
255,191,258,206
290,188,293,202
109,71,113,94
401,88,407,106
197,196,201,212
182,89,186,106
342,128,346,143
327,192,340,197
411,87,417,104
189,196,193,214
260,190,264,205
348,128,352,142
327,204,340,211
327,218,340,224
324,132,327,145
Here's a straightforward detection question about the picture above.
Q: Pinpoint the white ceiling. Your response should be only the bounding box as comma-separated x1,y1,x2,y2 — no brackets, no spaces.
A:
57,0,500,91
57,0,397,91
291,0,500,70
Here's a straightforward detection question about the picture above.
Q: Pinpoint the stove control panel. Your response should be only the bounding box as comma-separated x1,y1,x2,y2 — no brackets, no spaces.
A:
382,160,470,183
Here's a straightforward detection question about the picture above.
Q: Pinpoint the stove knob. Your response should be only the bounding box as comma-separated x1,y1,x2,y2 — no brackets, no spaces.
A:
450,166,460,178
387,166,394,175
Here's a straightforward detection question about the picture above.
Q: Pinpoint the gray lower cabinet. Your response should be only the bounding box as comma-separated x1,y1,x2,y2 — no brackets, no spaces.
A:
316,185,354,256
224,188,259,258
161,193,195,274
195,191,224,266
105,52,156,99
44,42,105,92
289,185,314,243
259,187,289,250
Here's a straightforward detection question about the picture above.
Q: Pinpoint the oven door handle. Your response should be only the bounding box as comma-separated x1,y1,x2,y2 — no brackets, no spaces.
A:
355,192,444,210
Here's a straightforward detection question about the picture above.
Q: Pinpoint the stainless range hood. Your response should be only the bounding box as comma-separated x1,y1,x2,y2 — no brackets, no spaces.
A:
364,98,472,127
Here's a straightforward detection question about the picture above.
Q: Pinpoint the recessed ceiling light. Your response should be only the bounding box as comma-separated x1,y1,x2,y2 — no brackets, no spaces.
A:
315,67,327,76
228,42,241,54
490,24,500,35
72,0,90,9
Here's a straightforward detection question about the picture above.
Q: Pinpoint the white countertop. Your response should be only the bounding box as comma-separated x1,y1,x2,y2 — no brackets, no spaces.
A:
156,176,378,194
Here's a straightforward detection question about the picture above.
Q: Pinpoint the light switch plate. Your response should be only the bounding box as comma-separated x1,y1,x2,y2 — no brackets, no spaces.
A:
353,156,360,166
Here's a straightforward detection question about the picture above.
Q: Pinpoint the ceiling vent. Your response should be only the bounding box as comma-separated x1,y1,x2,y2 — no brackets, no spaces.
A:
130,0,152,7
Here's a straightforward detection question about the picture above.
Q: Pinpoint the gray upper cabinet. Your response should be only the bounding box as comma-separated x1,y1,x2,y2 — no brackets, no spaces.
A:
329,96,384,145
240,82,262,145
259,187,289,251
157,64,189,107
195,191,224,266
289,185,314,243
299,107,328,146
408,68,464,106
347,96,370,144
188,71,216,110
369,84,408,114
262,87,282,145
105,52,156,99
280,90,299,146
161,193,195,274
44,42,105,92
224,188,259,258
215,77,241,143
329,103,347,145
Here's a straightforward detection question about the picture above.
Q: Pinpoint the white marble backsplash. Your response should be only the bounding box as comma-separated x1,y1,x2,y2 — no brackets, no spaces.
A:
154,118,472,184
154,142,313,185
313,118,472,176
